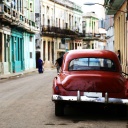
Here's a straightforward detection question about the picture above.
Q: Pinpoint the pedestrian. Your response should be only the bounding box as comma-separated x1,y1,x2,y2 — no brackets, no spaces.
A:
55,56,63,73
117,50,121,62
38,57,44,73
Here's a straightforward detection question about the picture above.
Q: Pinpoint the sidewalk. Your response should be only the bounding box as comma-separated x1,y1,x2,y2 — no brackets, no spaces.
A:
0,68,38,80
0,68,55,80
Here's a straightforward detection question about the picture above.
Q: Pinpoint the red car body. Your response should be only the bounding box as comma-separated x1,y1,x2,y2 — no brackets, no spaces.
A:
52,49,128,116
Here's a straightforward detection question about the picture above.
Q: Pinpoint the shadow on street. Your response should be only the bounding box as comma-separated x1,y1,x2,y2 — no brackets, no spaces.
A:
61,103,128,121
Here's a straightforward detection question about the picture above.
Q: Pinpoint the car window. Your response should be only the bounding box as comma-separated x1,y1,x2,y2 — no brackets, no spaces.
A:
68,58,116,71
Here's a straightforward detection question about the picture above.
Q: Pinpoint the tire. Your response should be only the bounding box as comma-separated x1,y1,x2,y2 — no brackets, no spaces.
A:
55,102,64,116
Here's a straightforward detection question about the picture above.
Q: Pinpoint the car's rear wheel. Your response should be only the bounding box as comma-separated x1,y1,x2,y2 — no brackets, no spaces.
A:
55,102,64,116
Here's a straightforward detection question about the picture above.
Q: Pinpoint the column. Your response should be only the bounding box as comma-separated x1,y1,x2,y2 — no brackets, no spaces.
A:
0,32,4,74
45,40,48,61
41,39,43,60
126,17,128,75
54,38,57,62
50,41,52,62
2,33,4,62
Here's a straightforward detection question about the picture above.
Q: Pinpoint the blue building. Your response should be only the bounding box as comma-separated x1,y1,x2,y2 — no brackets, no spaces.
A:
0,0,38,74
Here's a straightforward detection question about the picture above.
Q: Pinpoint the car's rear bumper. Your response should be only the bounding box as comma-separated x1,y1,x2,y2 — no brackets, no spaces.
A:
52,91,128,105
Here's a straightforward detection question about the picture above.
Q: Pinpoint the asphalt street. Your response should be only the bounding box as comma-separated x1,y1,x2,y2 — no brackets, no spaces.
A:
0,69,127,128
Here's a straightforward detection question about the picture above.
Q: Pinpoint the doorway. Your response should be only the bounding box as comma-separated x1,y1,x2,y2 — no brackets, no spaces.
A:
36,51,40,68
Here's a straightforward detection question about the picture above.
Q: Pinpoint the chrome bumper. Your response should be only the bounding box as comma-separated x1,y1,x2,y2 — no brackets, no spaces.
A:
52,91,128,105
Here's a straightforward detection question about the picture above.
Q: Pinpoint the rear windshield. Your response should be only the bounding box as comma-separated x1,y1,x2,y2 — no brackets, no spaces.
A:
68,58,116,71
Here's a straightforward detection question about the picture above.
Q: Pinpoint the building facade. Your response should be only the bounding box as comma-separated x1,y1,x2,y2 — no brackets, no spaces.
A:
40,0,83,68
105,15,114,51
82,12,106,50
105,0,128,74
0,0,38,75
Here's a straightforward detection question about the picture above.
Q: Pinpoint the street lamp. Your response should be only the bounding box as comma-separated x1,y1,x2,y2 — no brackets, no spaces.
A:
84,2,128,14
84,3,104,6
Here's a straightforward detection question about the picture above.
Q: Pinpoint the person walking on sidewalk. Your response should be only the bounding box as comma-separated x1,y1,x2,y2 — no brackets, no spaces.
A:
38,57,44,73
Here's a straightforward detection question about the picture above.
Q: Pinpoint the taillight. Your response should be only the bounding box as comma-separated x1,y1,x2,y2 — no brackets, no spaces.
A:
55,85,59,94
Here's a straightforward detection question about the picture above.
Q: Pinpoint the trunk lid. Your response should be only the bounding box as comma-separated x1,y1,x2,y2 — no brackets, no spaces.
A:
61,71,125,93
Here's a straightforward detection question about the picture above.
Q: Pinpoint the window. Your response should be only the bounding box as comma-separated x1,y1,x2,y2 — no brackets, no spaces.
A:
69,58,116,71
14,0,16,9
47,6,49,14
30,3,32,9
30,52,32,58
56,18,58,27
42,5,45,13
42,14,45,25
30,36,32,42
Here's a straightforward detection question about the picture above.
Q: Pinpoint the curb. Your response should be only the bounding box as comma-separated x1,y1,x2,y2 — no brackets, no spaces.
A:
0,69,38,80
0,68,56,80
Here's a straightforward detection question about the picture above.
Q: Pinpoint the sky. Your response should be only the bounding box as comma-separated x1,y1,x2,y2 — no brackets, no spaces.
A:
70,0,105,19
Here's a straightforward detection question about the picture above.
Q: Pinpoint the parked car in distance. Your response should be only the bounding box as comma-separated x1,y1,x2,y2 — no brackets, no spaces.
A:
52,49,128,116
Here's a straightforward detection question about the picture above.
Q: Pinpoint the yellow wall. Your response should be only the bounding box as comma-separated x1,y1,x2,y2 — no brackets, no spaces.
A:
114,1,128,74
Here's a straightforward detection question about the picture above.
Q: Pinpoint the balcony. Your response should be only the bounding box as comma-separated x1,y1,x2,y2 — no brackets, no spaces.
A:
0,3,38,33
11,9,19,25
81,33,102,41
41,25,79,38
49,0,82,13
0,3,12,23
18,18,39,33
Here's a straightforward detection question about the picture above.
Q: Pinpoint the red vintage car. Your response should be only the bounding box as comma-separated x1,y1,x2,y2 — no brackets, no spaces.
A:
52,49,128,116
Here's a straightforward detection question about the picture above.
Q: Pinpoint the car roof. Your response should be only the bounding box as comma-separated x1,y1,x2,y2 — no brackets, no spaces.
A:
62,49,122,72
64,49,117,60
67,49,114,56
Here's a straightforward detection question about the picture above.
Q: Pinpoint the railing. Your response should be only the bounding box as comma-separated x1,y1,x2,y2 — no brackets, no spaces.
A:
0,3,38,33
42,25,79,36
80,32,102,37
49,0,82,12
